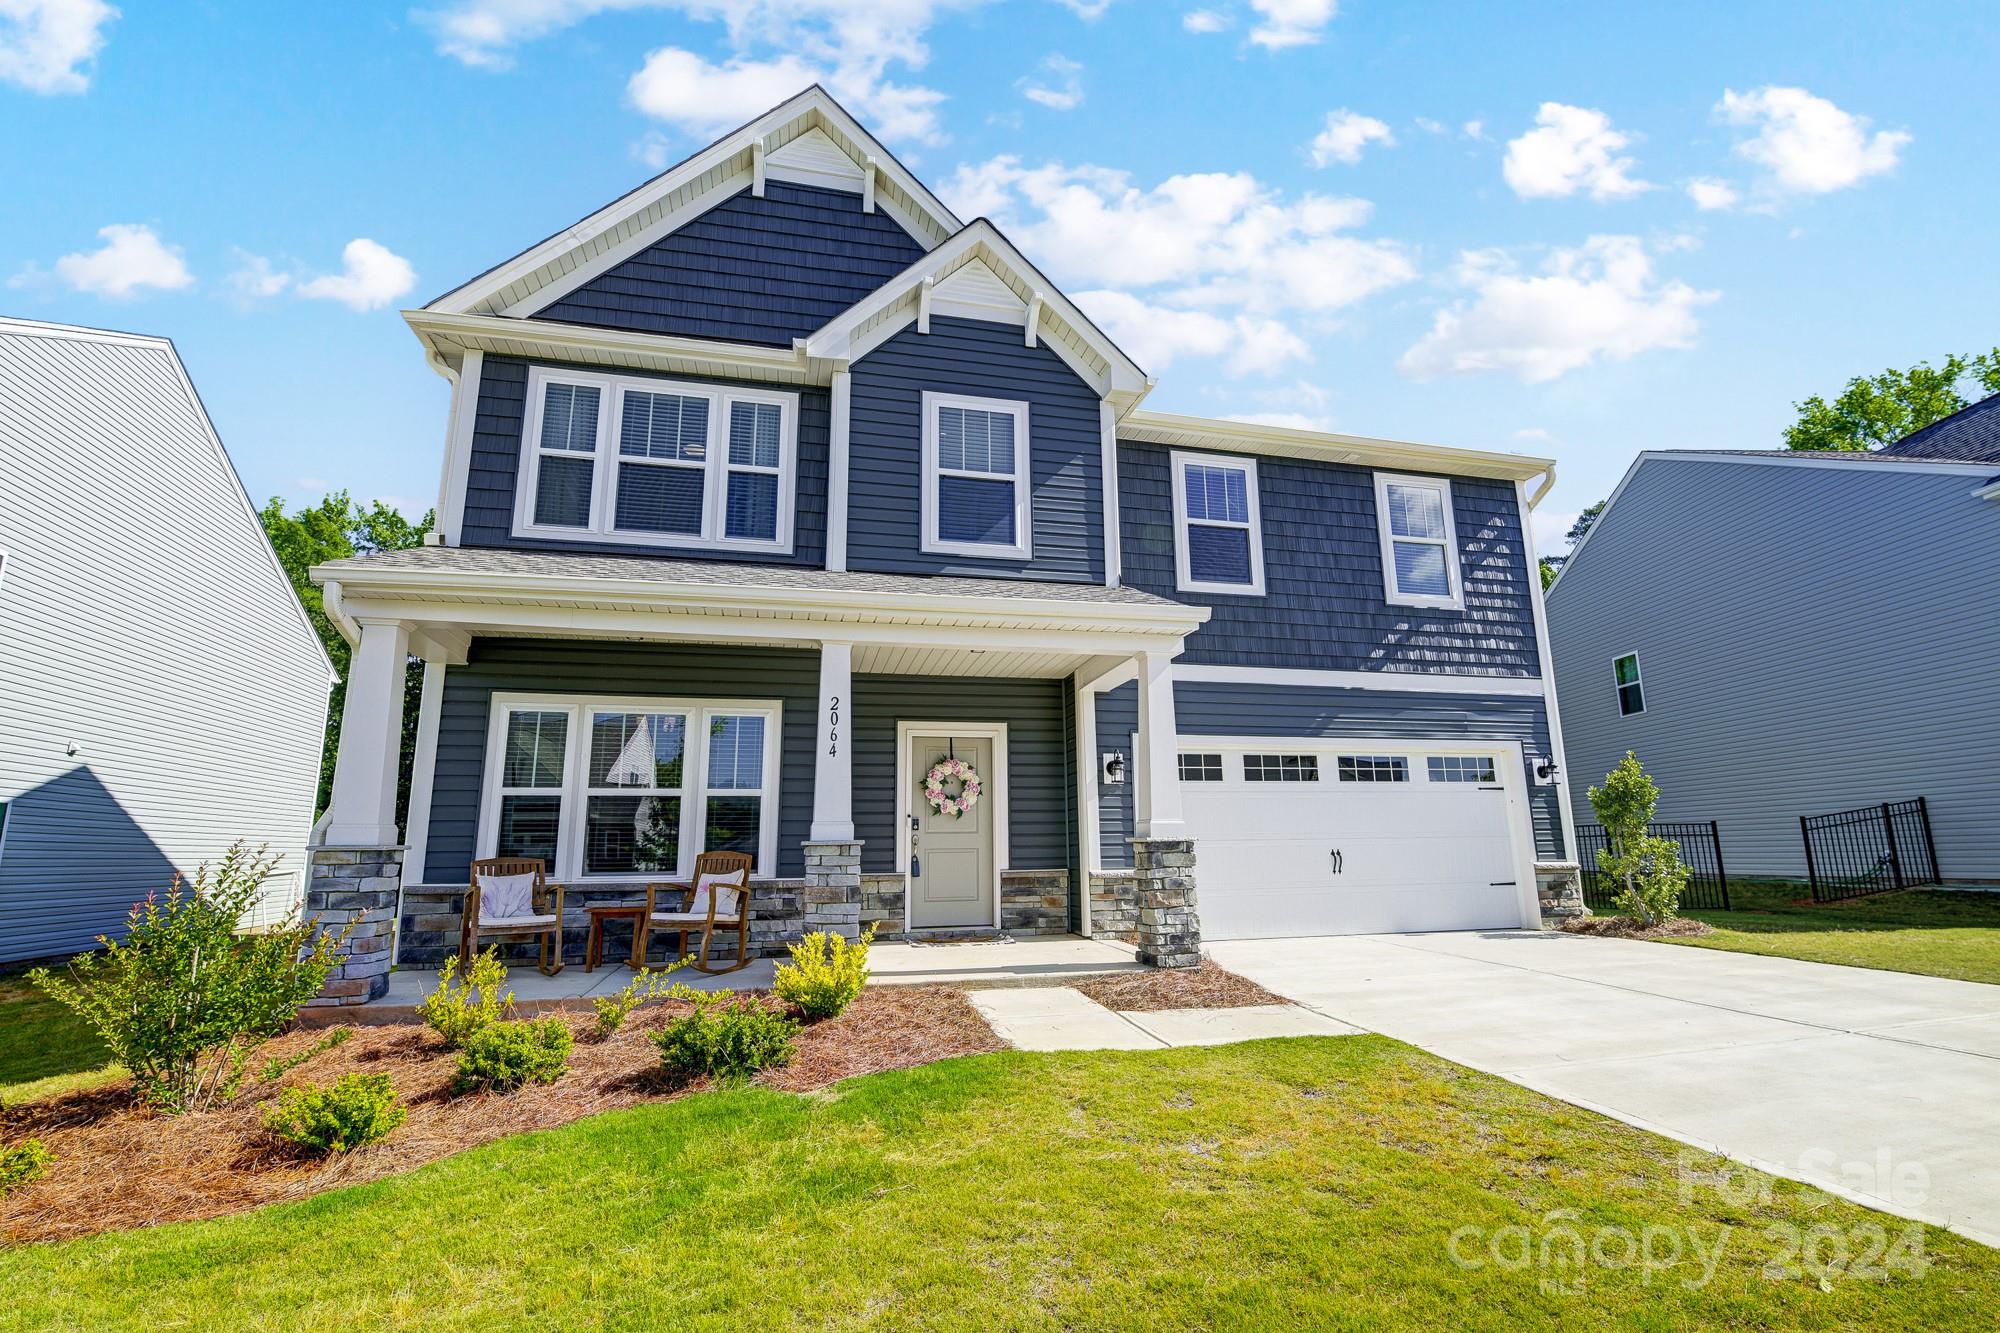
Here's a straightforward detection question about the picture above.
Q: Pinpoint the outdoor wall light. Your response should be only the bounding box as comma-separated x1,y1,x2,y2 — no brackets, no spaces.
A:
1101,751,1127,784
1532,755,1560,784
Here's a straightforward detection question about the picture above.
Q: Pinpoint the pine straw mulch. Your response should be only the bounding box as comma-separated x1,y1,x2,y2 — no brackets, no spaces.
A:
0,984,1001,1246
1561,915,1716,940
1070,960,1283,1013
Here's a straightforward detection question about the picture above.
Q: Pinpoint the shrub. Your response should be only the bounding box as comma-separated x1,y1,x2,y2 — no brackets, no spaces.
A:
453,1017,574,1093
1589,752,1692,928
262,1073,406,1154
0,1139,54,1194
652,990,798,1083
29,844,347,1113
772,926,875,1021
257,1027,353,1085
590,961,685,1039
418,950,513,1049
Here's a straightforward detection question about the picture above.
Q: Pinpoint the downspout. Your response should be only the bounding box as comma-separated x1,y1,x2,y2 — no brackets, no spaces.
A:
1525,462,1557,509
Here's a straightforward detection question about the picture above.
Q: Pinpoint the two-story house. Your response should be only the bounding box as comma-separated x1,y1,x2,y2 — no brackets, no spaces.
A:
307,88,1580,999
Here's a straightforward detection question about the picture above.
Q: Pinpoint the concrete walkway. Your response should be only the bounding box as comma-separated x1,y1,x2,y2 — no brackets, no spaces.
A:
968,986,1359,1051
1208,930,2000,1246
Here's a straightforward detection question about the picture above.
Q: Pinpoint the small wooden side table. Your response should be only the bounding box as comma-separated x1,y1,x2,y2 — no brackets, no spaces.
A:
584,903,647,973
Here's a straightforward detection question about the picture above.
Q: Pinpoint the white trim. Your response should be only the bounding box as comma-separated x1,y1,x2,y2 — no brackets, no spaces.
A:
1171,664,1546,697
396,660,447,965
1100,402,1122,589
920,391,1034,561
826,369,852,572
862,156,877,213
1976,477,2000,501
476,692,783,883
1074,676,1102,892
1374,471,1466,611
1133,650,1183,838
1170,450,1265,597
751,141,767,197
436,349,482,546
810,642,855,842
1121,410,1555,483
896,720,1010,932
0,548,8,592
1515,477,1578,858
513,365,800,555
407,310,810,387
1612,650,1646,718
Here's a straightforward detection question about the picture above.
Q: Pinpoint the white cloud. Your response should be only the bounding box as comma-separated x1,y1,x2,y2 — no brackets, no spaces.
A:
0,0,117,94
631,129,674,169
1685,177,1738,211
1181,8,1228,32
1512,426,1552,441
1309,109,1393,166
226,250,291,302
627,48,823,138
29,224,192,298
1248,0,1335,49
1019,53,1082,111
1412,116,1446,136
1503,103,1651,202
1717,85,1908,195
1399,235,1717,383
1461,119,1486,141
1076,291,1309,377
1052,0,1112,16
296,239,417,312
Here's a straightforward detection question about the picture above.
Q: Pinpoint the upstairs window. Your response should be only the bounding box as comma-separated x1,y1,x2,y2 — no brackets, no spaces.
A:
1171,452,1264,595
516,368,796,553
1373,472,1463,610
1614,653,1645,716
922,392,1032,560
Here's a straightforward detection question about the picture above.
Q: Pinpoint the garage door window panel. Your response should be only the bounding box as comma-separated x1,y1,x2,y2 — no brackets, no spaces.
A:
1179,753,1224,782
1427,755,1498,784
1244,754,1318,783
1337,755,1409,783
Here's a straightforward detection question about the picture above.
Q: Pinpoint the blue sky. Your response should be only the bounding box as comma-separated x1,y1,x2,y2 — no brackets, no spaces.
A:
3,1,1992,547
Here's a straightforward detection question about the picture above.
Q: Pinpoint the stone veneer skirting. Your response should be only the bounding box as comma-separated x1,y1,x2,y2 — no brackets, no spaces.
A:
1535,860,1587,928
305,846,403,1006
1087,869,1140,945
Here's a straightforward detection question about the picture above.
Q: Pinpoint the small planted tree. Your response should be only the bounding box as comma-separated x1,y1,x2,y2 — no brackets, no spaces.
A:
1588,753,1691,928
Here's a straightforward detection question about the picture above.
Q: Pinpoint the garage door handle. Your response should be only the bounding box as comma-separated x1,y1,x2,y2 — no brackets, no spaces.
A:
1330,849,1343,875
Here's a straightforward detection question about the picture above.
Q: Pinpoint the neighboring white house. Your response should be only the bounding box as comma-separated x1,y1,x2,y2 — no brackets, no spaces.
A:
0,317,335,963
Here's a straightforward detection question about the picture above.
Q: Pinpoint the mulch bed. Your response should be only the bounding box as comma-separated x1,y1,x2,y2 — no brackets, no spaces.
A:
1071,960,1283,1012
1561,915,1716,940
0,985,1001,1246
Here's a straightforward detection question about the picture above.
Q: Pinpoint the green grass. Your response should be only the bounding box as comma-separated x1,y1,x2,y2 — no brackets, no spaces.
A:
0,976,117,1105
1661,880,2000,985
4,1038,1996,1330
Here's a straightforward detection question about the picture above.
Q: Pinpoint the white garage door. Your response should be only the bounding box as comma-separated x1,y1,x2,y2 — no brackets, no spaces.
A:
1181,744,1532,940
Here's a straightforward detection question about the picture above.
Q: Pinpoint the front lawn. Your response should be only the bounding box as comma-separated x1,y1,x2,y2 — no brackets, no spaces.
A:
1667,881,2000,985
3,1037,1994,1330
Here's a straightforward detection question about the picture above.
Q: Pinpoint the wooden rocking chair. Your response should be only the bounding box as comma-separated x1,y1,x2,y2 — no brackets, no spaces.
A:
462,858,566,976
635,850,756,975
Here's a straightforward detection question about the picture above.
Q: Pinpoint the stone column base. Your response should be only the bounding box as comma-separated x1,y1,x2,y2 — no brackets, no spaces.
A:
802,840,864,942
1131,837,1200,968
304,845,403,1006
1535,860,1588,929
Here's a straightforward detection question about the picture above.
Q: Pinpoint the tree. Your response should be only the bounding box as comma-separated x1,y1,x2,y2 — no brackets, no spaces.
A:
1785,349,2000,452
260,492,433,818
1539,499,1605,588
1587,752,1690,927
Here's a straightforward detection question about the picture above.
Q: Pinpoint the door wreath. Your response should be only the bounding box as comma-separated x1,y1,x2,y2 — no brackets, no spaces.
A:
923,757,983,818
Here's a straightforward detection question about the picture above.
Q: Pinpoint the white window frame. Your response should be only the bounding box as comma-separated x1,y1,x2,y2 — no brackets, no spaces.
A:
1613,651,1646,717
1171,450,1265,596
920,390,1033,560
476,693,783,882
1373,471,1465,611
513,366,799,555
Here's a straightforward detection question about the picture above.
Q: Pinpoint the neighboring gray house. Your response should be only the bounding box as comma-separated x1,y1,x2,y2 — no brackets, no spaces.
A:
1546,423,2000,883
0,317,335,962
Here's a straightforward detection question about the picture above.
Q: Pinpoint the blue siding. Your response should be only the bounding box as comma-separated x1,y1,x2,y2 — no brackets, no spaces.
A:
534,181,927,347
1092,679,1563,863
851,674,1074,875
424,639,821,882
1118,442,1539,675
459,356,829,566
848,316,1104,584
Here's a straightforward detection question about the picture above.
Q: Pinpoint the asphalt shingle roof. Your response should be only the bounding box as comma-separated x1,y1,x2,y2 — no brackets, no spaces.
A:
1878,393,2000,464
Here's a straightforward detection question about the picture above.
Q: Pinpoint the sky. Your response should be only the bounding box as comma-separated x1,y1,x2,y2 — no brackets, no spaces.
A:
2,1,1994,550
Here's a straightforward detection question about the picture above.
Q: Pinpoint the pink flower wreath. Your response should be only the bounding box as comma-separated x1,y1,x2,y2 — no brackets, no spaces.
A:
923,757,983,818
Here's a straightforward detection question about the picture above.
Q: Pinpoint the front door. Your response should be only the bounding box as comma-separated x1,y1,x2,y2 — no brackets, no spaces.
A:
908,733,996,929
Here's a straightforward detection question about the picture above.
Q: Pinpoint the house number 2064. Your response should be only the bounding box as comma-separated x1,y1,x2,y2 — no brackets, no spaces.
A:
827,695,840,757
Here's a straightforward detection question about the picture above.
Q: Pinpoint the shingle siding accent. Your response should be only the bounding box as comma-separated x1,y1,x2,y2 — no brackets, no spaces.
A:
1548,456,2000,879
1117,442,1540,674
458,355,828,566
533,180,928,347
847,316,1104,584
423,639,821,883
1091,679,1563,864
851,674,1074,876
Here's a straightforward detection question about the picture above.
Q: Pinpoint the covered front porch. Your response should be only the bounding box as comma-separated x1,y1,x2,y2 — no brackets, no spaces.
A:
305,546,1209,1004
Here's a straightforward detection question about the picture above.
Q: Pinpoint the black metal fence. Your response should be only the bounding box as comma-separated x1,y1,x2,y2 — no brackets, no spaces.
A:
1578,821,1731,912
1801,798,1940,902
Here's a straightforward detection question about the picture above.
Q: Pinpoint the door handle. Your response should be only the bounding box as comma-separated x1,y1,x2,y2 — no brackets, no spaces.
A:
1330,849,1343,875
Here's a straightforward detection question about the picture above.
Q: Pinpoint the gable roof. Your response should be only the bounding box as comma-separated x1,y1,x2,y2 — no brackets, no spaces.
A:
425,85,963,320
1879,392,2000,464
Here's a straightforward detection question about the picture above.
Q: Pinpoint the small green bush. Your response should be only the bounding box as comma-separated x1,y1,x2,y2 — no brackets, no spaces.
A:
452,1017,574,1093
652,990,798,1083
262,1073,406,1154
772,926,875,1021
419,950,513,1049
0,1139,54,1193
1589,752,1692,927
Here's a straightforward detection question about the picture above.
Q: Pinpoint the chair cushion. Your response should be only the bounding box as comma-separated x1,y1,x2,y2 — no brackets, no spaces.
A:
479,873,536,922
480,912,557,929
689,868,748,919
648,911,713,926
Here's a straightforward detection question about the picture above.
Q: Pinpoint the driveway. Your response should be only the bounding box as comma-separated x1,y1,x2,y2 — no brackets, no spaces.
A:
1207,930,2000,1245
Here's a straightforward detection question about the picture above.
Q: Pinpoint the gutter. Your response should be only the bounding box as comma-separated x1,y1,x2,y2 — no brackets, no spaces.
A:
319,579,361,650
1525,463,1557,509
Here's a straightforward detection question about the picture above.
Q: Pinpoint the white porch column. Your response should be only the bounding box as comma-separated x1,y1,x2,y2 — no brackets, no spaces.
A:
1132,650,1184,838
810,641,855,841
321,619,411,847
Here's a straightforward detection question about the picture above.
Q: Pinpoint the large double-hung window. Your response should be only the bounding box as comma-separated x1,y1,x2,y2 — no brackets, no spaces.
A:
922,392,1032,559
516,367,798,553
1171,451,1265,595
480,695,782,880
1373,471,1464,610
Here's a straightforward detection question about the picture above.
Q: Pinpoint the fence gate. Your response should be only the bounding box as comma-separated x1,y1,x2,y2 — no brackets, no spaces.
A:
1800,798,1941,903
1578,821,1730,912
